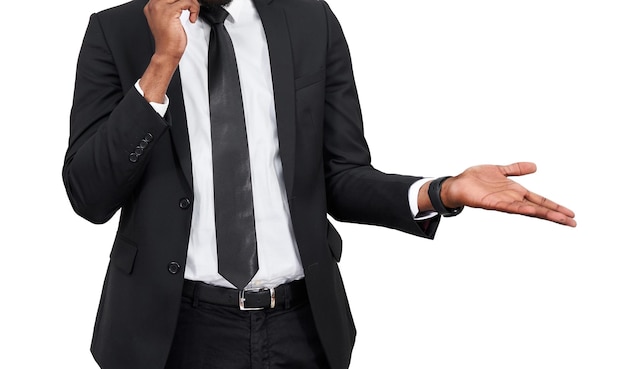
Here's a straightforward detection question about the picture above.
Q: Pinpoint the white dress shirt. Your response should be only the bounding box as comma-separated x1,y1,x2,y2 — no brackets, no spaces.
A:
137,0,434,290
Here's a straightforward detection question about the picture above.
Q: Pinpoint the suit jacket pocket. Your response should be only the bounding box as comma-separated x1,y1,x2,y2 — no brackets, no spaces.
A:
327,221,343,262
295,69,325,90
110,234,138,274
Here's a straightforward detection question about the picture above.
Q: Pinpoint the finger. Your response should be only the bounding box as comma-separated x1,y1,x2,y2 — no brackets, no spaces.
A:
188,0,200,23
525,191,576,218
531,206,577,227
498,162,537,177
497,200,577,227
167,0,200,16
538,207,577,227
146,0,195,16
146,0,183,11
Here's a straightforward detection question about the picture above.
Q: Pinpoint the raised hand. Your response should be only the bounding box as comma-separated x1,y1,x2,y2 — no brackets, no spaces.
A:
144,0,200,62
139,0,200,103
439,162,576,227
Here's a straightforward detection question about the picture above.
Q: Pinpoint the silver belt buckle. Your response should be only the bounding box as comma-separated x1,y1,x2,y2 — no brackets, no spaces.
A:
239,288,276,311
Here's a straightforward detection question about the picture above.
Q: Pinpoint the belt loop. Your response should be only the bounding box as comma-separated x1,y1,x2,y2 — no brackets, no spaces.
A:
284,283,292,310
192,282,200,308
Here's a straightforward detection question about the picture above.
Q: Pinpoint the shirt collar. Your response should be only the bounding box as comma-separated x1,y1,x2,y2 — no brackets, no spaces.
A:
223,0,249,23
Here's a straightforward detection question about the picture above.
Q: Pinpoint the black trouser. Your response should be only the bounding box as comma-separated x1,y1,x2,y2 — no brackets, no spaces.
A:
165,284,331,369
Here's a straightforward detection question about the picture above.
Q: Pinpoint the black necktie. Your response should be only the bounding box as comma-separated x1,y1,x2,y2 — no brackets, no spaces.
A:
201,6,258,289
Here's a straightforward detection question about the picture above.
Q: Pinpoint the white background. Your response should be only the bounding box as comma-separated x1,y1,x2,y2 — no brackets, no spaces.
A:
1,0,624,368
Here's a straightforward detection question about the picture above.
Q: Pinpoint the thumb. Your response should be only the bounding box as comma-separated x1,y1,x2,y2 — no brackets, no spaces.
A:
499,162,537,177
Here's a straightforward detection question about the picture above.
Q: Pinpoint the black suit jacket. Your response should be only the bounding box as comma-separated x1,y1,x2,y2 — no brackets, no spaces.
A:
63,0,439,368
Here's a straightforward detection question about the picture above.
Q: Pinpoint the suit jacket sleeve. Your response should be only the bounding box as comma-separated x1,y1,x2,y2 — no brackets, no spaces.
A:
62,13,169,224
320,2,440,239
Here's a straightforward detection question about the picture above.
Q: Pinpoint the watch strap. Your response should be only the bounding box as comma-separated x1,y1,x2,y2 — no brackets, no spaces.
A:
427,176,464,217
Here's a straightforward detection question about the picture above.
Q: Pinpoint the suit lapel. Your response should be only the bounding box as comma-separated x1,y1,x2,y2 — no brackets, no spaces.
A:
167,71,194,191
254,0,296,200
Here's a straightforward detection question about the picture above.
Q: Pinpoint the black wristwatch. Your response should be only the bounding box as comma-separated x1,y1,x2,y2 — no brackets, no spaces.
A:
427,176,464,217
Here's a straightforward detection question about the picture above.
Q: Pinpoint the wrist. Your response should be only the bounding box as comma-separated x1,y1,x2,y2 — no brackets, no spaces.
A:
139,54,179,104
428,176,464,217
151,52,182,70
439,176,463,209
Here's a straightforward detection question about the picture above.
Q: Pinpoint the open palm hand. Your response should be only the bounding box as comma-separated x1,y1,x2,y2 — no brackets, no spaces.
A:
443,162,576,227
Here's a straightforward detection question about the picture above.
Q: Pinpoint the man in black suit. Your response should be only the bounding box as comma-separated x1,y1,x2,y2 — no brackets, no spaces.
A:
63,0,576,368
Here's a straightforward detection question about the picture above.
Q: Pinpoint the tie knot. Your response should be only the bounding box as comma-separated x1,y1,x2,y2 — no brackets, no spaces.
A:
200,5,230,25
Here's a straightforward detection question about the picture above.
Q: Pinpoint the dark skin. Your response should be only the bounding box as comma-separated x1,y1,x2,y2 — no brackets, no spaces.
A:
419,162,576,227
139,0,577,228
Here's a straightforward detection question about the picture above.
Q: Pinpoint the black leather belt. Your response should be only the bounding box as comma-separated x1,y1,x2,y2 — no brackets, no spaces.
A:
182,279,307,310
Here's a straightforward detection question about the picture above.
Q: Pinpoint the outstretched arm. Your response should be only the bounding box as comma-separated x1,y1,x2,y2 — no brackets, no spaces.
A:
417,162,577,227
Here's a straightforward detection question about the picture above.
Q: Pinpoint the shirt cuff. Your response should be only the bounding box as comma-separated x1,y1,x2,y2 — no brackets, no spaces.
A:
134,80,170,118
408,178,438,220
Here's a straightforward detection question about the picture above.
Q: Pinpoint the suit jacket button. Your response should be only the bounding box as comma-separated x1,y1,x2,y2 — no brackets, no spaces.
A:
144,133,154,143
179,198,191,209
134,146,144,155
129,152,139,163
168,262,181,274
